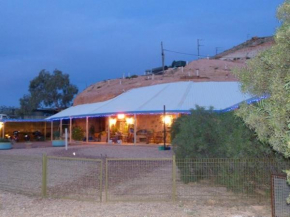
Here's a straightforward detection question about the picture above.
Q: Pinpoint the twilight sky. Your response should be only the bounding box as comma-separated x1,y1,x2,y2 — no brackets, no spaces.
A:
0,0,284,107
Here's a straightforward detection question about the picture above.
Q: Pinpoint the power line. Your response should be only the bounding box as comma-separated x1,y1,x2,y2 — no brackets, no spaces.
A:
163,49,208,57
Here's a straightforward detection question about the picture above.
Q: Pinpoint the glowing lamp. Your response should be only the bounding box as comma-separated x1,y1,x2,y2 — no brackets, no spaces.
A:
0,122,3,130
126,117,134,125
117,114,125,119
109,118,117,127
162,115,172,126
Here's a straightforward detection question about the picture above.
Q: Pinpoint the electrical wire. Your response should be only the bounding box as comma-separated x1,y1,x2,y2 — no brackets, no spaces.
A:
163,49,209,57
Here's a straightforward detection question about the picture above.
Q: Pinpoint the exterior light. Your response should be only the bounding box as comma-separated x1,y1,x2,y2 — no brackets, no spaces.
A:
0,122,3,130
117,114,125,119
126,117,134,125
109,118,117,127
162,115,172,126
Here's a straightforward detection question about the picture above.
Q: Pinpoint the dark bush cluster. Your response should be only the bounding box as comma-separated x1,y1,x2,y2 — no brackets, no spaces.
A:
171,106,289,194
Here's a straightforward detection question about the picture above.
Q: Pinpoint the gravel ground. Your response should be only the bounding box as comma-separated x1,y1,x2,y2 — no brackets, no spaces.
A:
0,142,272,217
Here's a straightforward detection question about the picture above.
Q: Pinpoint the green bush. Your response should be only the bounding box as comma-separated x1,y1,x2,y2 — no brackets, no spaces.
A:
171,106,288,193
72,126,84,141
171,106,278,159
53,131,60,140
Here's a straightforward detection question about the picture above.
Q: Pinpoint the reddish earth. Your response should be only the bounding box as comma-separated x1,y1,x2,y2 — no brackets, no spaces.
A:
73,36,274,106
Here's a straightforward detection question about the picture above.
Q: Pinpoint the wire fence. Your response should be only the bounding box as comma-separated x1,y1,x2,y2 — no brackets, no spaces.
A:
175,158,289,201
0,154,42,196
0,154,289,206
271,174,290,217
105,158,173,202
46,156,102,201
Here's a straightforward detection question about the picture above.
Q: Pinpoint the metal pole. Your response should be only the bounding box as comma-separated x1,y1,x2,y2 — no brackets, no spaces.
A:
42,154,47,197
51,121,53,141
134,114,137,145
60,119,63,139
107,117,110,143
65,128,68,150
69,118,72,143
44,122,47,141
2,122,5,138
86,116,89,143
172,155,176,201
164,105,166,149
161,42,165,74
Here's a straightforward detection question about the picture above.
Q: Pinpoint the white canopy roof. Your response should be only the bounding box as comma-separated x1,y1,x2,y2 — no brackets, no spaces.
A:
47,81,259,120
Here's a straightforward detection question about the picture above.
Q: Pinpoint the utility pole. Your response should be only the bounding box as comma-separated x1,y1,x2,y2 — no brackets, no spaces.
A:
161,42,165,74
215,47,222,55
197,39,203,59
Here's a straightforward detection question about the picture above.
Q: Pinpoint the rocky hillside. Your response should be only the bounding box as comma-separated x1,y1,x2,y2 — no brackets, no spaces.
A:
73,36,274,106
74,59,244,105
214,36,274,62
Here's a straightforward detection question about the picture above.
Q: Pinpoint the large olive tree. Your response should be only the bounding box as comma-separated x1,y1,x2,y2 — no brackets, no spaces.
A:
234,0,290,202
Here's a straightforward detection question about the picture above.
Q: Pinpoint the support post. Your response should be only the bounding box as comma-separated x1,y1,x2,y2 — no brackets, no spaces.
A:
44,122,47,141
65,128,68,150
161,42,165,74
69,118,72,143
86,116,89,143
172,155,176,201
164,105,166,149
2,122,5,138
51,121,53,141
60,119,63,139
134,114,137,145
107,117,110,143
42,154,47,197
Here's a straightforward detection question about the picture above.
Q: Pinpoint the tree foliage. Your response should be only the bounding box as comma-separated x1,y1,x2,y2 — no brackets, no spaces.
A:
18,69,78,116
0,106,19,117
233,0,290,202
233,1,290,158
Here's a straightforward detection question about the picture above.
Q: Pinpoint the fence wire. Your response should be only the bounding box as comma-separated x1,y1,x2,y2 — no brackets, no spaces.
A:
106,158,173,202
46,156,102,201
0,154,289,205
0,154,42,196
271,175,290,217
175,158,290,201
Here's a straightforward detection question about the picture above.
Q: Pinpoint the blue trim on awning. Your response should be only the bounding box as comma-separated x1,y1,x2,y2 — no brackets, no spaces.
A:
46,95,269,121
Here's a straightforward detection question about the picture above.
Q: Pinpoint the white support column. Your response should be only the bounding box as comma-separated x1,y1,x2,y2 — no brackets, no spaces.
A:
60,119,63,139
51,121,53,141
2,122,5,138
107,116,110,143
134,114,137,145
86,116,89,143
69,118,72,143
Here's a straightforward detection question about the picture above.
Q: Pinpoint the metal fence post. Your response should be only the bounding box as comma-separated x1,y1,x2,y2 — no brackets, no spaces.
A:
100,160,103,202
42,154,47,197
172,155,176,201
105,158,108,202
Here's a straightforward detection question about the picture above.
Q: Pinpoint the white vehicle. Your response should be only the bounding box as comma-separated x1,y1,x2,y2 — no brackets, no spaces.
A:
0,114,9,120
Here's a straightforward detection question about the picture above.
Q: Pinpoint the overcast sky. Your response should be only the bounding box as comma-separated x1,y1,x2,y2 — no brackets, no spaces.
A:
0,0,284,107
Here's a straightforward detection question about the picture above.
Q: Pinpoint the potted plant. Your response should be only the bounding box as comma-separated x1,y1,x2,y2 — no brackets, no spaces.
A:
0,138,12,150
89,125,95,141
52,131,65,147
72,126,84,142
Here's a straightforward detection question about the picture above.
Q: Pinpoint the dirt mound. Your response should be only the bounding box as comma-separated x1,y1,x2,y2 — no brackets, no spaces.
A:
73,59,244,105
